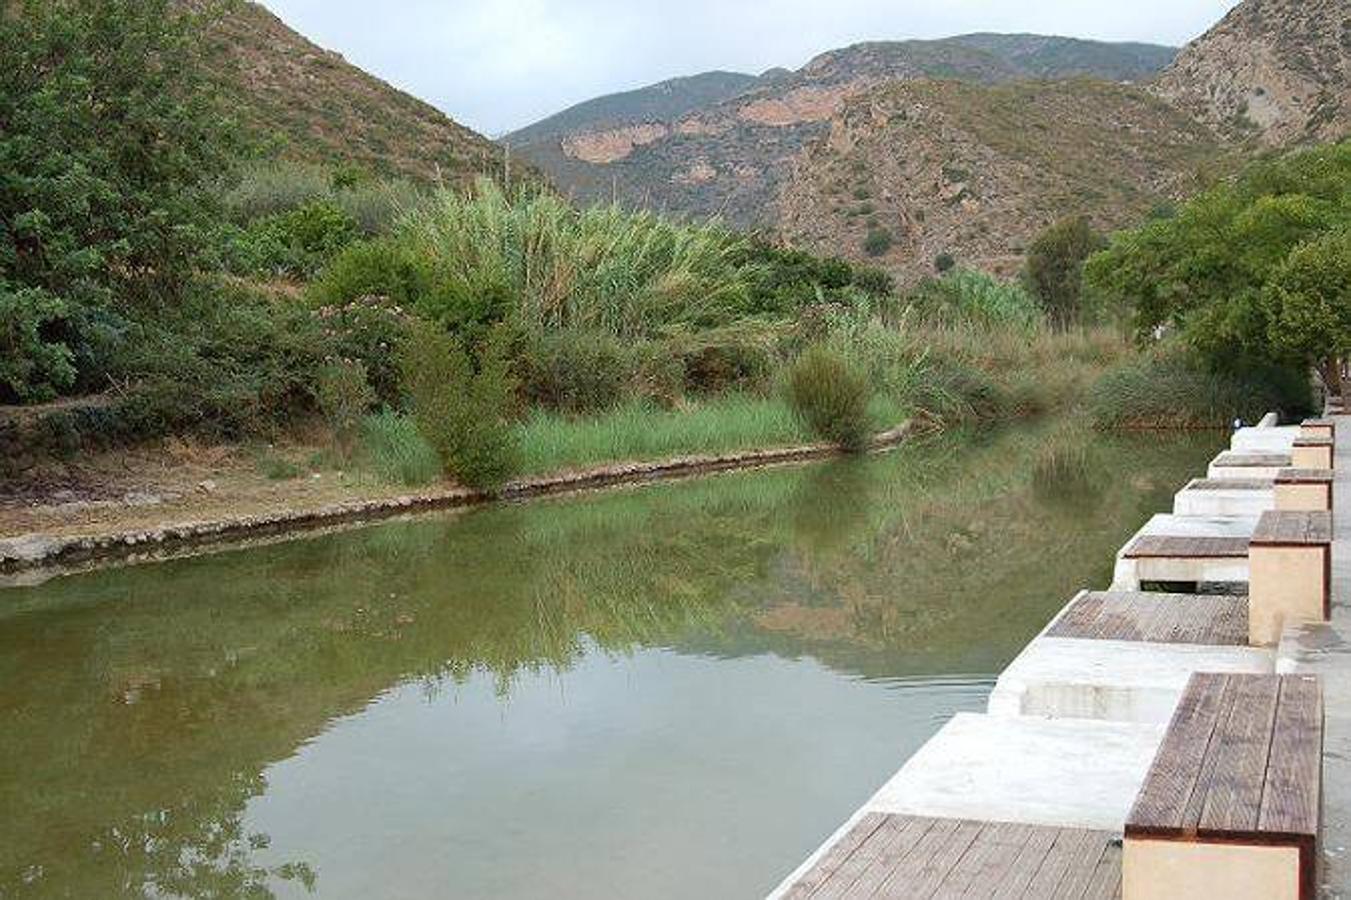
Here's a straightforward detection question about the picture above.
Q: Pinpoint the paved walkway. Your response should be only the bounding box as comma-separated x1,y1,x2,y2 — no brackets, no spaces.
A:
1279,412,1351,898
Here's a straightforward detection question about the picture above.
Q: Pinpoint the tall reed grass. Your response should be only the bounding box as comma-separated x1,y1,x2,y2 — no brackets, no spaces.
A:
400,179,754,338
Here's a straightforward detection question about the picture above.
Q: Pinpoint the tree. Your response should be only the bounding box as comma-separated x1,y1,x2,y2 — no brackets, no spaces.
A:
0,0,237,401
1264,230,1351,399
1023,216,1104,329
1084,140,1351,389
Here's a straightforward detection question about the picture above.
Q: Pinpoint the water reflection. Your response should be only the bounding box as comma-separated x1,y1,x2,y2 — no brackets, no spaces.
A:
0,425,1220,898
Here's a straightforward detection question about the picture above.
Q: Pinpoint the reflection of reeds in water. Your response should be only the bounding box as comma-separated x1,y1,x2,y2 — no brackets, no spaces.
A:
1031,430,1105,513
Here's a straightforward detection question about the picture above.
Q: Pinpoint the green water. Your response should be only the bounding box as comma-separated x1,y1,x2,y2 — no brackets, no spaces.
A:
0,426,1220,899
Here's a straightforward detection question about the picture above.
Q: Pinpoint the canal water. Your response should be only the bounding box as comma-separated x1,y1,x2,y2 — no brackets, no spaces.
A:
0,426,1220,899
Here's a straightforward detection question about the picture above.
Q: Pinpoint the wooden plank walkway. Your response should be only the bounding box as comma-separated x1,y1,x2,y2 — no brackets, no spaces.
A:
1121,535,1250,559
781,813,1121,899
1047,591,1247,646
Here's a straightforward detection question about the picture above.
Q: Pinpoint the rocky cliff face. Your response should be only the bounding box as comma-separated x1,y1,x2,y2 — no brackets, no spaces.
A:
1154,0,1351,146
506,35,1177,227
777,80,1233,282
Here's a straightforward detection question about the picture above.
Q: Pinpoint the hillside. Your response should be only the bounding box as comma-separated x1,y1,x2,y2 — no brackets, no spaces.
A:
1154,0,1351,146
777,80,1234,281
206,2,511,184
505,34,1178,223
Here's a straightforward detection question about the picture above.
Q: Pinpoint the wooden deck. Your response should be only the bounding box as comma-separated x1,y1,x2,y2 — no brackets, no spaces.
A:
782,813,1122,899
1047,591,1247,646
1121,534,1250,559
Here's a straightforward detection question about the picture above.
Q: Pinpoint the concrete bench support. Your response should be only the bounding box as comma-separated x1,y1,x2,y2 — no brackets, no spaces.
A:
1248,510,1333,646
1290,436,1334,470
1274,469,1333,513
1173,478,1273,517
1123,673,1322,900
1300,418,1334,440
1112,515,1257,591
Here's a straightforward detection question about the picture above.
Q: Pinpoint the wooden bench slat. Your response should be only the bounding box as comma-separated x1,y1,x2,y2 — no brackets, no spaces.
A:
1197,675,1281,833
1258,676,1323,838
987,825,1061,900
1128,673,1231,832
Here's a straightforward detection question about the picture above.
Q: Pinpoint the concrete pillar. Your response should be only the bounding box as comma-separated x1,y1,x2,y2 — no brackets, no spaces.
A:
1291,437,1334,470
1248,511,1332,645
1274,469,1333,512
1300,418,1334,440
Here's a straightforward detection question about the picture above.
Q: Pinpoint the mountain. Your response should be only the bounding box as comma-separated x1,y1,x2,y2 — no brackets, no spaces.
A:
777,79,1234,280
506,71,762,148
504,34,1179,227
207,2,511,184
1153,0,1351,147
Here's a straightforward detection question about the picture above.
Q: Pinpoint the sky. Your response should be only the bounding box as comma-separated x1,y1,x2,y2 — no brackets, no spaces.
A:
259,0,1244,137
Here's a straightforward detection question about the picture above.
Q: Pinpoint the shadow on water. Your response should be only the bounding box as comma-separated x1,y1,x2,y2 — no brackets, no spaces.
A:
0,423,1222,898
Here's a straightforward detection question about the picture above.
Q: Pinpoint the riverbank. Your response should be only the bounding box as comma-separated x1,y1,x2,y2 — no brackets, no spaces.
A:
0,421,915,578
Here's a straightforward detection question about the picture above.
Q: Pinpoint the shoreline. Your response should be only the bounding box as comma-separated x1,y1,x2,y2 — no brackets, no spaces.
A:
0,422,915,583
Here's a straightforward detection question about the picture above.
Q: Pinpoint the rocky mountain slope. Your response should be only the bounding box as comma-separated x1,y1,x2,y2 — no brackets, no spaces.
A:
777,80,1234,280
207,2,510,184
1154,0,1351,147
504,34,1177,225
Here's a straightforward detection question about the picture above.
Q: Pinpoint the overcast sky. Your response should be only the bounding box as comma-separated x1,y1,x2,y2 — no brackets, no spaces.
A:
259,0,1243,136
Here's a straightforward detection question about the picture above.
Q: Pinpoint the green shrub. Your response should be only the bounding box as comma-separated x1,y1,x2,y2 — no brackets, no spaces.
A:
785,345,873,451
110,281,333,439
401,324,520,489
2,0,236,401
230,201,359,278
0,285,76,402
863,227,893,257
314,294,416,405
333,180,422,236
315,359,375,456
359,411,441,486
309,239,433,308
518,329,632,413
221,160,332,223
1023,216,1105,329
1087,349,1314,430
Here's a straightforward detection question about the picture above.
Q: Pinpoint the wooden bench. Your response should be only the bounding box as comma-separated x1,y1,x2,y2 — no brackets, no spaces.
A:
1114,534,1251,590
780,813,1124,898
1290,435,1334,470
1275,469,1333,513
1209,451,1292,480
1300,418,1334,440
1248,510,1333,645
1123,672,1323,900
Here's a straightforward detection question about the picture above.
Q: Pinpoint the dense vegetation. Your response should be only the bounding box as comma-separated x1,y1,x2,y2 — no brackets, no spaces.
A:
9,0,1336,495
1085,140,1349,423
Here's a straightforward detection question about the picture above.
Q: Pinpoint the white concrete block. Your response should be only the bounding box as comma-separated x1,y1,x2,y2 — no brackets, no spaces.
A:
1231,425,1299,452
1173,485,1274,518
863,713,1166,832
988,637,1273,724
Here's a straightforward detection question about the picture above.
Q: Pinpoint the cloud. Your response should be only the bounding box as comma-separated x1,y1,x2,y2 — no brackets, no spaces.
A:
259,0,1242,135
